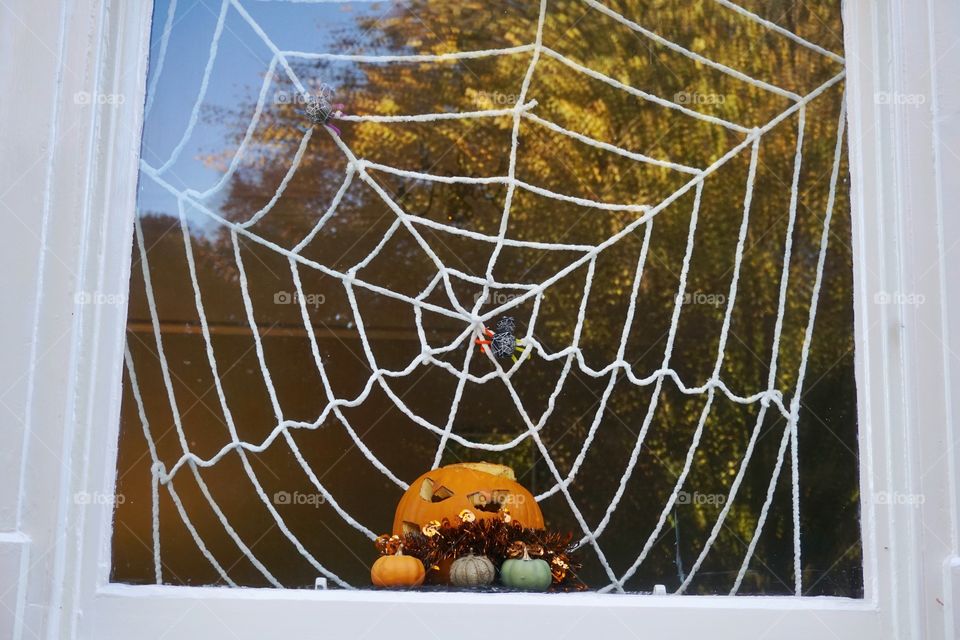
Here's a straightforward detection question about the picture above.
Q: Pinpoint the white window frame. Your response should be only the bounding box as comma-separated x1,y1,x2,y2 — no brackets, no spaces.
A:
4,0,960,638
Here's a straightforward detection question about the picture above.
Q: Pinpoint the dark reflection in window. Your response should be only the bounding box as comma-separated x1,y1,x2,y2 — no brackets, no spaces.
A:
112,0,860,596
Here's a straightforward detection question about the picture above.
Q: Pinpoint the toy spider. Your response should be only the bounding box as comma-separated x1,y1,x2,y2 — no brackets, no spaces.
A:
304,88,344,136
475,316,528,363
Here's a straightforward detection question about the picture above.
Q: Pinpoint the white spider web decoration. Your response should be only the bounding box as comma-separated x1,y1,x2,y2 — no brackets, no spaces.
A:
125,0,850,594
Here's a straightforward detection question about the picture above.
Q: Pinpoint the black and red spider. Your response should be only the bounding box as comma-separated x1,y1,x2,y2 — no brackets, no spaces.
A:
475,316,528,363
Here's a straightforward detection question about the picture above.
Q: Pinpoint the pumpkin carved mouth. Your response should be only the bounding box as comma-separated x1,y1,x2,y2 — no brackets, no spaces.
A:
472,501,504,514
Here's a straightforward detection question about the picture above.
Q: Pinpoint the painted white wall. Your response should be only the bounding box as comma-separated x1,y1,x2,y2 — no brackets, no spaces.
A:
0,0,958,638
0,1,64,635
928,0,960,636
0,0,149,637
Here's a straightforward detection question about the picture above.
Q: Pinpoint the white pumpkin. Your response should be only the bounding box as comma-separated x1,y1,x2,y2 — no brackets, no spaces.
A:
449,554,495,587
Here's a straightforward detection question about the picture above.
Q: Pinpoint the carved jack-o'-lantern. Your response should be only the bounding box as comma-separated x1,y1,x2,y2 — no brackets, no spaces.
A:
392,462,545,535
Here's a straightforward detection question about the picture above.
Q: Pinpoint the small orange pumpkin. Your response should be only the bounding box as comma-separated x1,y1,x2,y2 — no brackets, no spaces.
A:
392,462,544,535
371,548,425,587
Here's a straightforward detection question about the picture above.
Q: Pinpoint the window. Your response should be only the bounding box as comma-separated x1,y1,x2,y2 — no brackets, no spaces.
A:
8,0,957,634
112,0,860,597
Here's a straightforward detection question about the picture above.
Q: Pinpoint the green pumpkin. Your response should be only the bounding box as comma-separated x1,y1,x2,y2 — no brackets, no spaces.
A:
500,548,553,591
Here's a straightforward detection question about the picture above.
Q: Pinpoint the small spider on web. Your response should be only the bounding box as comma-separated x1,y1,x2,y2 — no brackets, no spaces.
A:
303,85,344,136
475,317,529,364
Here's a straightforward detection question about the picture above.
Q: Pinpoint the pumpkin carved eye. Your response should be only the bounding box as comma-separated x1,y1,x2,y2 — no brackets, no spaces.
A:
466,490,489,507
419,478,454,503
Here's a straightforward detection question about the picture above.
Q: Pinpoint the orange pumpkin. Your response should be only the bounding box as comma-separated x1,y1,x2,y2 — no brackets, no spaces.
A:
371,548,425,587
392,462,544,535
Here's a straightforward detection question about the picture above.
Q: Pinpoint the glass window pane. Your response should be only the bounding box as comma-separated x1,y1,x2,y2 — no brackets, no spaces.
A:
113,0,859,596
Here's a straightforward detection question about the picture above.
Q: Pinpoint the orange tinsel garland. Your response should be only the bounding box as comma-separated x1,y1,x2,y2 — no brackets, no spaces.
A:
374,510,586,591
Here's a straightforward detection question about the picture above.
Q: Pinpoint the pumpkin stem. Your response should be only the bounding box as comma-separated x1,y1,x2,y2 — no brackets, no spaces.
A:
521,545,531,561
394,544,405,557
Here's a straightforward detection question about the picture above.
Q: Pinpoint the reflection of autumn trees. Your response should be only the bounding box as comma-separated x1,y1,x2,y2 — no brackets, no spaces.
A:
115,0,859,595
